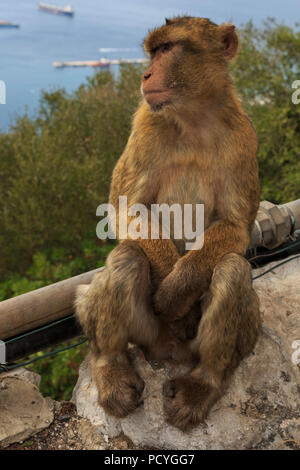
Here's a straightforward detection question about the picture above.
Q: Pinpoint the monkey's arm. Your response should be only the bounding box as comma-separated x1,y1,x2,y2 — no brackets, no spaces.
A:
154,155,260,319
109,154,179,287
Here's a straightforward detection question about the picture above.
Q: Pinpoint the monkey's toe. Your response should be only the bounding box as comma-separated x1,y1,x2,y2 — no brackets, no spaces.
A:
95,364,145,419
162,376,219,431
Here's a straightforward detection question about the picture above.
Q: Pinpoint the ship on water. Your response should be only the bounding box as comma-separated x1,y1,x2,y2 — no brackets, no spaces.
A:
37,3,74,16
53,58,149,68
0,21,20,28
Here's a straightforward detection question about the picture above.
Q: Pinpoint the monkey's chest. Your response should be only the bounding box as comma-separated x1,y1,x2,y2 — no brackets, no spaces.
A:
155,169,216,254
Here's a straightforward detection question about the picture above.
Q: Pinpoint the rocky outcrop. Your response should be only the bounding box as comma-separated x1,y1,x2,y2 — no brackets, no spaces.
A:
0,368,54,448
73,255,300,450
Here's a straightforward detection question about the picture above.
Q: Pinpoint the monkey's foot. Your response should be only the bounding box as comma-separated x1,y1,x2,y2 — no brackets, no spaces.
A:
162,376,220,431
94,363,145,418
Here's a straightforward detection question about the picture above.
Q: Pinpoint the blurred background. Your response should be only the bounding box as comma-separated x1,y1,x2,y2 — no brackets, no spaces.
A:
0,1,299,400
0,0,299,130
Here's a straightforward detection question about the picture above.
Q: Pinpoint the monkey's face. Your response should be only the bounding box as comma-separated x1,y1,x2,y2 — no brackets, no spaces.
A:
142,42,183,111
142,17,238,113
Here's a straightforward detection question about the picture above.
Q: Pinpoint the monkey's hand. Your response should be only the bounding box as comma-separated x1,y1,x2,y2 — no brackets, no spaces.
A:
153,258,208,321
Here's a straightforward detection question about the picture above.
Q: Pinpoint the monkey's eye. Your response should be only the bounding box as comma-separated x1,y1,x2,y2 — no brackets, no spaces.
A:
150,42,174,58
160,42,173,53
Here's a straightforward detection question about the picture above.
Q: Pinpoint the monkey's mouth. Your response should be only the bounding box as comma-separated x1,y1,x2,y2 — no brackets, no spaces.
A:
143,89,174,109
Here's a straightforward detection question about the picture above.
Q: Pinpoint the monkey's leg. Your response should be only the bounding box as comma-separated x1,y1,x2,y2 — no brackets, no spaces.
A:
75,240,191,418
162,253,261,431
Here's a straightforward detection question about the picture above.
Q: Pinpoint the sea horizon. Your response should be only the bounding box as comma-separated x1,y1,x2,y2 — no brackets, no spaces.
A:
0,0,299,132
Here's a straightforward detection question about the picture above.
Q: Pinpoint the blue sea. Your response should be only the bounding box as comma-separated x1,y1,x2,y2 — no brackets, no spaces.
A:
0,0,298,132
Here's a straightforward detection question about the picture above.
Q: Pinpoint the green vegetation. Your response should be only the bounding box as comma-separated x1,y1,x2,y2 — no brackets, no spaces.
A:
0,20,299,400
231,18,300,203
0,65,143,280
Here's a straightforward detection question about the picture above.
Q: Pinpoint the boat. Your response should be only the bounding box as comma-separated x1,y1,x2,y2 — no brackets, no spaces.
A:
53,60,110,68
0,21,20,28
37,3,74,16
53,58,149,68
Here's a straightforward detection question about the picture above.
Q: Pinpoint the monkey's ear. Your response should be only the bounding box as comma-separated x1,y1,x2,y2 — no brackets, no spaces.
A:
218,24,238,61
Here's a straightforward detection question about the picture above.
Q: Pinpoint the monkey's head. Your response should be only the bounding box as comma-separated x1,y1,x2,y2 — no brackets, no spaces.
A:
142,16,238,113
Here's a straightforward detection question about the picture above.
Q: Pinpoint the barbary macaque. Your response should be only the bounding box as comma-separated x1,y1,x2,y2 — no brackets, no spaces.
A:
75,16,261,430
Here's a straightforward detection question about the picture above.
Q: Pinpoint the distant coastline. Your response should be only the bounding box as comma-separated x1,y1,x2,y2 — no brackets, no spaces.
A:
0,0,298,132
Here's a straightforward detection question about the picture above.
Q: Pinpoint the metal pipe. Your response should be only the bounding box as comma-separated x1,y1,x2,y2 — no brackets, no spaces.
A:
249,199,300,249
280,199,300,232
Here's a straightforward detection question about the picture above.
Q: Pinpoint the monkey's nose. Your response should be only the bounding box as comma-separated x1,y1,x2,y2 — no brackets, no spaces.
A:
143,71,152,81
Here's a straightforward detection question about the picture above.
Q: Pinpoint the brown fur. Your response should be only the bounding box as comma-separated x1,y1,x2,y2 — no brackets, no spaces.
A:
75,16,261,430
